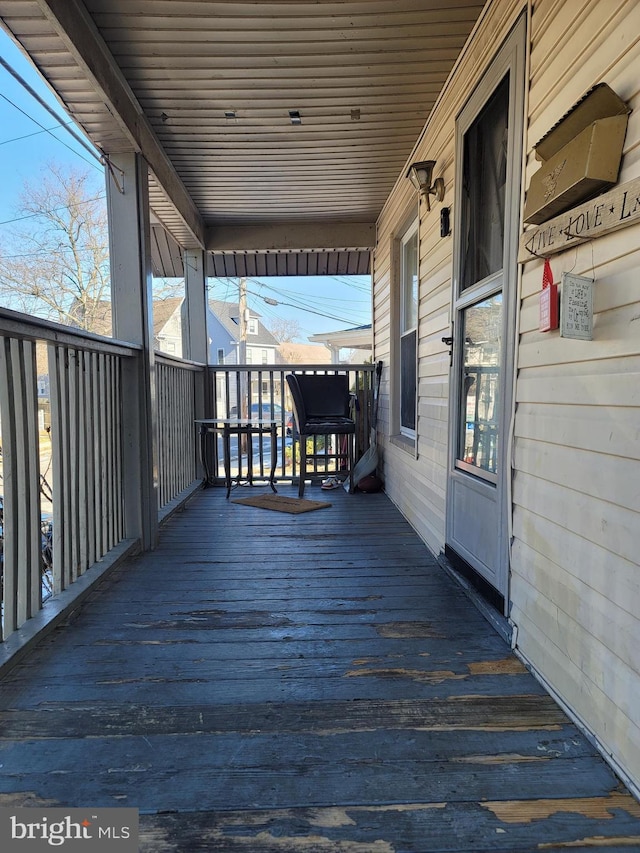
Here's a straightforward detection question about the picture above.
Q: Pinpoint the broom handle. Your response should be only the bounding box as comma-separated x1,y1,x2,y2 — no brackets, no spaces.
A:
371,361,383,435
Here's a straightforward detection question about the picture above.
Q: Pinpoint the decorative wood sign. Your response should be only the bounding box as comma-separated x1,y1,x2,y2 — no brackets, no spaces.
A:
519,176,640,263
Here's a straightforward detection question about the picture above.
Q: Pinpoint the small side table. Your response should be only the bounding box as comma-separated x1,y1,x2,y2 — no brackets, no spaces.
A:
196,418,278,498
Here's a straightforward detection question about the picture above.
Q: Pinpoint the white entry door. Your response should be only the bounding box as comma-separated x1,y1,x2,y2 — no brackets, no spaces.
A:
446,17,525,605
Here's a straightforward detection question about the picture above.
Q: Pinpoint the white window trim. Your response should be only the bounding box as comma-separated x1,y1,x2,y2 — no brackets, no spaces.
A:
400,218,419,440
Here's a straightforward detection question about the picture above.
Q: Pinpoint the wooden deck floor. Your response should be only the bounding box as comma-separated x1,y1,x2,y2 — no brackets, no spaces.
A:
1,484,639,851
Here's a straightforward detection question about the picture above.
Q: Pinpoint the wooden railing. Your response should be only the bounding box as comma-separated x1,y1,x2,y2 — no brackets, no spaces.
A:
206,363,375,485
0,309,139,640
156,353,201,510
0,310,208,644
48,344,126,592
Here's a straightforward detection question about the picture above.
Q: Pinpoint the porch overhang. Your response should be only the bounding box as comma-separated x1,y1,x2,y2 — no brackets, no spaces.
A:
0,0,486,274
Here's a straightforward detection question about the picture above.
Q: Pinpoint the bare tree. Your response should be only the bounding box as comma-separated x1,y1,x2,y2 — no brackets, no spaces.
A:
0,161,110,331
265,316,302,343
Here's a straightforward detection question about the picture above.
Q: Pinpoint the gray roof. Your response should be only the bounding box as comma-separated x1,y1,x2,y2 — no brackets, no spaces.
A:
209,299,278,347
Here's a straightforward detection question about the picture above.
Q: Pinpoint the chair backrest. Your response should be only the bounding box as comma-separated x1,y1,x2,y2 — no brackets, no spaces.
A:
286,373,351,422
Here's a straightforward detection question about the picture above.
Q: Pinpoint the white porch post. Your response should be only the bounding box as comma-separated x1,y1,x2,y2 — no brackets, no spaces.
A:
106,152,158,549
183,248,209,366
183,248,209,476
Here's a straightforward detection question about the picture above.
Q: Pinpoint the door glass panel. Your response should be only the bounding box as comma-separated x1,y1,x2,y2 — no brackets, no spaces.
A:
460,74,509,292
458,293,502,474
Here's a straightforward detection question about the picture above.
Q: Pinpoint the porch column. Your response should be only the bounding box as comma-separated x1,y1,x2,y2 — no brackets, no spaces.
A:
183,248,210,476
183,248,208,365
106,152,158,550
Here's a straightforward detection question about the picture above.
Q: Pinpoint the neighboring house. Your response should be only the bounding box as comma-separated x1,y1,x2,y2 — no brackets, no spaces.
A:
309,324,372,364
276,342,332,365
373,1,640,795
208,299,278,366
152,296,184,357
208,299,280,412
67,296,188,356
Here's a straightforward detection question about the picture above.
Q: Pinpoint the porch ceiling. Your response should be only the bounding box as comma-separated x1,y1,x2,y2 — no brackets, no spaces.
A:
0,0,486,276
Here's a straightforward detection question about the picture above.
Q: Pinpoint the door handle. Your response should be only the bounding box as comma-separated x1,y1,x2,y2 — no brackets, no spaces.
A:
441,335,454,367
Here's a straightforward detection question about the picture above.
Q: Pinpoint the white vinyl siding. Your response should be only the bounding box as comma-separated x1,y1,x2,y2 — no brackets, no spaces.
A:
373,0,640,792
511,0,640,794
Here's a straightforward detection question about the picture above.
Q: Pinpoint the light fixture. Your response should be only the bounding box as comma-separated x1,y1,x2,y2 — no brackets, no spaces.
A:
406,159,445,210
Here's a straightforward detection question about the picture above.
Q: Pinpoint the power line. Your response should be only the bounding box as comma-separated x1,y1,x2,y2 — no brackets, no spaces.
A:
246,285,357,325
0,192,107,227
207,277,370,327
0,54,103,171
247,276,369,307
245,278,368,319
0,119,77,147
0,91,101,172
2,245,109,260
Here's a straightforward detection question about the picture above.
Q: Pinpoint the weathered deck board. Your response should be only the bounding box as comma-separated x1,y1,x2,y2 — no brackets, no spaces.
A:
1,485,639,852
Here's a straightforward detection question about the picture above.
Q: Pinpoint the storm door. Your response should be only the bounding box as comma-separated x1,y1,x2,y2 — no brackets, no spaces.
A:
446,17,525,604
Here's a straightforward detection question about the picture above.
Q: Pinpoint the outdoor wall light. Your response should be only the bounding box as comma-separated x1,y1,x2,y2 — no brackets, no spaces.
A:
406,160,445,210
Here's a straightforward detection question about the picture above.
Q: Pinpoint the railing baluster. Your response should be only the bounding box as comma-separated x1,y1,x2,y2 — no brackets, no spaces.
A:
205,363,374,488
0,338,41,637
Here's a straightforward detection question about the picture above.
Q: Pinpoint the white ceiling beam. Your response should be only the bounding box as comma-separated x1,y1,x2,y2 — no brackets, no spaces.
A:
35,0,206,249
206,222,375,253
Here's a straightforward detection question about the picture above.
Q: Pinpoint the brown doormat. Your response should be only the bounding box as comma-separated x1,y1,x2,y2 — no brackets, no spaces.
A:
231,493,332,513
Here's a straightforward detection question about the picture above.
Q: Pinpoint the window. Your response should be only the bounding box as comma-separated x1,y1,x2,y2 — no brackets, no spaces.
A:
217,348,225,364
460,75,509,292
455,72,510,481
261,349,268,364
400,219,418,437
248,318,258,335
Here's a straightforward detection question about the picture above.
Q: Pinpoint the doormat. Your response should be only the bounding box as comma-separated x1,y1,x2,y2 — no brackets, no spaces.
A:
231,493,332,514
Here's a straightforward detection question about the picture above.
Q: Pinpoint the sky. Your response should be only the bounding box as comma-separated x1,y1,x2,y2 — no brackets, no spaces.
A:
0,28,371,342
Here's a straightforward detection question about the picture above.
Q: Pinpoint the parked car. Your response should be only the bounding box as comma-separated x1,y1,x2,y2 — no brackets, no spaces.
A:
229,402,284,419
250,402,284,420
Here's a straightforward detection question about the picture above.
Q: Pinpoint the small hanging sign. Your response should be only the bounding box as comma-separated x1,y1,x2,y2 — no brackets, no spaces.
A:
561,273,594,340
539,258,559,332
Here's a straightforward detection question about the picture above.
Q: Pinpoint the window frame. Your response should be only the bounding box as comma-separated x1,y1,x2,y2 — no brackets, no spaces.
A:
399,217,419,439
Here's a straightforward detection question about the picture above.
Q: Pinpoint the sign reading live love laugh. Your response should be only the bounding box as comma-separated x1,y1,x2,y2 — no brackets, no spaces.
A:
519,175,640,262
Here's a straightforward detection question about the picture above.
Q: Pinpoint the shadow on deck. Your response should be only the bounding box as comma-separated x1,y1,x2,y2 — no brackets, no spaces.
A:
1,484,639,851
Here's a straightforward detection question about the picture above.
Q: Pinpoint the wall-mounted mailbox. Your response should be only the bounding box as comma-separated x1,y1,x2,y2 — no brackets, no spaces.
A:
524,83,630,225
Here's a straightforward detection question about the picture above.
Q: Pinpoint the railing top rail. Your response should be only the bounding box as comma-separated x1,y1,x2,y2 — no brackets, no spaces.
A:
0,306,140,357
155,351,206,371
208,363,375,372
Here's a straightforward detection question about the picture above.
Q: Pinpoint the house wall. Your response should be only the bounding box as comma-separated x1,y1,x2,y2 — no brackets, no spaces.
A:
511,0,640,794
155,306,183,357
373,0,640,792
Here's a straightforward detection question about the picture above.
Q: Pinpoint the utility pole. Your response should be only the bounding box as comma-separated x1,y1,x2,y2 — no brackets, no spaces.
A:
238,278,249,429
238,277,248,365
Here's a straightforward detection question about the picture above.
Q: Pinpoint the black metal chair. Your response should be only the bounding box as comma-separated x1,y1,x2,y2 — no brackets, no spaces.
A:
286,373,356,497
